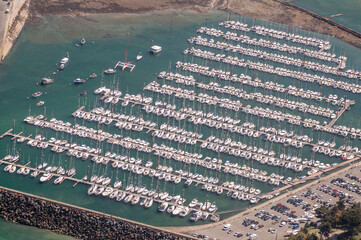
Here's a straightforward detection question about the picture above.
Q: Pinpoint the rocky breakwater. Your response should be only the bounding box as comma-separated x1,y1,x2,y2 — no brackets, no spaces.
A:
0,187,193,239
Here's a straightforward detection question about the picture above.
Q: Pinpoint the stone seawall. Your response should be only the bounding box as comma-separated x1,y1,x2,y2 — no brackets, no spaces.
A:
275,0,361,40
0,0,29,62
0,186,194,240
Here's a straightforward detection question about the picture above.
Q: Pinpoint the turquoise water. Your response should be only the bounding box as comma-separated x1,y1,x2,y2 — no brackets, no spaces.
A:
0,10,361,236
0,219,75,240
293,0,361,32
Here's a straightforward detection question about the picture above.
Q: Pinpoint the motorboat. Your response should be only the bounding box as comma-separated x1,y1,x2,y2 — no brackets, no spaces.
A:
80,38,86,45
9,165,16,173
74,78,86,84
36,101,45,107
54,176,64,184
30,170,40,178
104,68,116,74
190,211,202,221
40,172,53,182
32,92,43,98
136,52,143,60
145,199,153,208
60,52,69,64
60,57,69,64
89,73,97,78
150,45,162,54
41,77,54,85
158,202,168,212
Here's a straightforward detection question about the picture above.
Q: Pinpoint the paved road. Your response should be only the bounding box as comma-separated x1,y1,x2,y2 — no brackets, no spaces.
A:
0,0,10,61
187,160,361,240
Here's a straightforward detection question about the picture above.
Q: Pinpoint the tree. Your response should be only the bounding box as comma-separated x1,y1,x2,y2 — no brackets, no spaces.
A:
340,203,361,236
336,199,346,211
305,233,319,240
288,232,307,240
315,206,330,219
319,222,332,239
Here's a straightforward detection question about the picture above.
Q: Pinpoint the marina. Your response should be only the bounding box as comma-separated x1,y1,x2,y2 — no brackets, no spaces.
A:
0,11,361,230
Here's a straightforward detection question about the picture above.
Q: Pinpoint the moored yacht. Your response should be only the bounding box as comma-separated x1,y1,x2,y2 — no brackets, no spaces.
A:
150,45,162,54
104,68,116,74
41,77,54,85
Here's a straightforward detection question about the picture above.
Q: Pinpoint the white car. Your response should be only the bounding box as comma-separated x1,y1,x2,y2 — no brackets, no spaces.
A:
5,8,9,14
224,223,231,228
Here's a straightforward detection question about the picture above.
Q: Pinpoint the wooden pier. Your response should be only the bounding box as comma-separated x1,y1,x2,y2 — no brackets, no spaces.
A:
161,73,342,106
73,108,321,172
1,130,260,202
0,157,218,219
0,128,13,139
326,100,353,127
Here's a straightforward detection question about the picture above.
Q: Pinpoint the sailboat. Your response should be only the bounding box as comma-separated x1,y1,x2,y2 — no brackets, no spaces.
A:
80,84,86,95
114,39,136,72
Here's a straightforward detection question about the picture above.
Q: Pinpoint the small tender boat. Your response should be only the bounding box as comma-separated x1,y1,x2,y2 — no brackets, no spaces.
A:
41,77,54,85
74,78,86,84
32,92,43,98
89,73,97,78
36,101,45,107
136,52,143,60
150,45,162,54
59,63,65,70
104,68,116,74
80,38,86,45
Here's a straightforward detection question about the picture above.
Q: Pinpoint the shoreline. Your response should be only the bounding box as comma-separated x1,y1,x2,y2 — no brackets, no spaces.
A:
1,0,361,61
0,0,361,238
0,0,29,63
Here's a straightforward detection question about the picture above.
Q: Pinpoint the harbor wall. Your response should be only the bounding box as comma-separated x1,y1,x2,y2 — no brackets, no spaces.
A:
0,0,29,62
274,0,361,39
0,186,194,240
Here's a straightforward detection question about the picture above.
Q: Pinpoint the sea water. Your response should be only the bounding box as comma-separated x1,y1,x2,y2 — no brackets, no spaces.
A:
0,219,75,240
0,10,361,236
293,0,361,32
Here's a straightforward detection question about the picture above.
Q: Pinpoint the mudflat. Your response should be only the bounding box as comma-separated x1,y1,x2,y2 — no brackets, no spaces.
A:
28,0,361,50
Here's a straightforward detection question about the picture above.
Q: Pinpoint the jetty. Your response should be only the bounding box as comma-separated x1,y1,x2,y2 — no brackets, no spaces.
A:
0,153,220,219
326,100,354,127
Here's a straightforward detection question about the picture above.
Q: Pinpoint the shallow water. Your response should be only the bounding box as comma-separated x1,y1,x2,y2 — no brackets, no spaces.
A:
0,219,75,240
0,10,360,232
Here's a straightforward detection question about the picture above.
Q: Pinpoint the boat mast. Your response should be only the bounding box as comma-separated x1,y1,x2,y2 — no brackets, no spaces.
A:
124,39,130,63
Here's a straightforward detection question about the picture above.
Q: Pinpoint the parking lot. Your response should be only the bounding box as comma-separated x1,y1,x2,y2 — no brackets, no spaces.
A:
189,162,361,240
